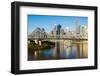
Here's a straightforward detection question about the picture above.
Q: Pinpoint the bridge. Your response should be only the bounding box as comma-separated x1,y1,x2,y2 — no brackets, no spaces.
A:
28,37,88,46
29,37,87,40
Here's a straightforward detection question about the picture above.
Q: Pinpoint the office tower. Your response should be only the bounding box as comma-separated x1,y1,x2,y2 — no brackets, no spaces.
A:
80,25,88,38
56,24,61,35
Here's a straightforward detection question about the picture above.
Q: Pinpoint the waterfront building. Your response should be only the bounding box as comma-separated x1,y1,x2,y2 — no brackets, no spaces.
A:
80,25,88,38
75,19,88,38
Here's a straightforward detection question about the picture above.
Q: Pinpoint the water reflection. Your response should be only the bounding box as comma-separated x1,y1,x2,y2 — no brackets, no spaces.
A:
28,40,88,61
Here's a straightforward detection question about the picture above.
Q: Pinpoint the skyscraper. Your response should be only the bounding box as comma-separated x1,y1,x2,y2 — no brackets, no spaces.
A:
56,24,61,35
76,18,80,34
80,25,88,38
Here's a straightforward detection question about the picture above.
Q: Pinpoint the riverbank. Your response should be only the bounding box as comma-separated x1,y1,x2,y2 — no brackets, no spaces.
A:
28,41,55,53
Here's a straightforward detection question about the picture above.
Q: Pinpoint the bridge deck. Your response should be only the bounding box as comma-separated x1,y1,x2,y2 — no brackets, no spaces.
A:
29,38,88,40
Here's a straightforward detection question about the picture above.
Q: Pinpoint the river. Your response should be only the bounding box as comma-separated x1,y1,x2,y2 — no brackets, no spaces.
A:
28,40,88,61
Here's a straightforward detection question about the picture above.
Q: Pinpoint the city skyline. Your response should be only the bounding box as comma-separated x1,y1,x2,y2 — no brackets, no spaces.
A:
28,15,88,61
28,15,88,33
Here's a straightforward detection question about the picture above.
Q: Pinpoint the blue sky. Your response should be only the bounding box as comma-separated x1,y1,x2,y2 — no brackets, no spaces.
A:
28,15,88,33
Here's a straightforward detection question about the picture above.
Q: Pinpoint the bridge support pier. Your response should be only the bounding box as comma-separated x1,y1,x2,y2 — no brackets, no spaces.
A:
39,41,42,46
34,40,42,46
34,40,38,44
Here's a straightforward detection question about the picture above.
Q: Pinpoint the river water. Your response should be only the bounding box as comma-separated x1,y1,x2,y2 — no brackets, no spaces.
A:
28,40,88,61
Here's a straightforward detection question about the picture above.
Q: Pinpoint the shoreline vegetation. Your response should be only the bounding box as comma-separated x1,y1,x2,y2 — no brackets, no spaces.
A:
28,41,55,53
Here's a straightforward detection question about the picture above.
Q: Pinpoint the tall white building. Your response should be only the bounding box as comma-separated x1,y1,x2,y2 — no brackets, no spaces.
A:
80,25,88,38
75,19,88,38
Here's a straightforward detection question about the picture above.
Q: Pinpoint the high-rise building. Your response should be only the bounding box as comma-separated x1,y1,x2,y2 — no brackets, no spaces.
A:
50,24,64,38
80,25,88,38
56,24,61,36
60,28,65,37
75,18,88,38
76,19,80,34
75,19,88,38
